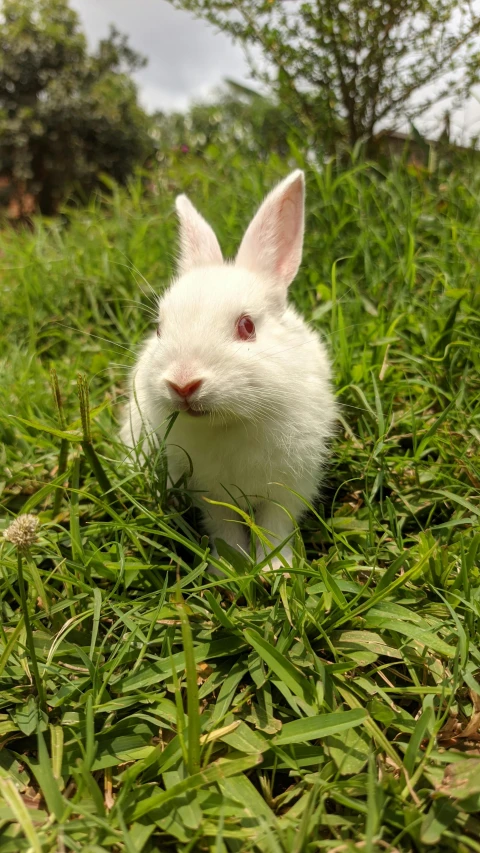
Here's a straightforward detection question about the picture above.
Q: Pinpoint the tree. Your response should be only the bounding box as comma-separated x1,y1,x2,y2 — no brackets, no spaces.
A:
167,1,480,146
152,79,335,160
0,0,151,216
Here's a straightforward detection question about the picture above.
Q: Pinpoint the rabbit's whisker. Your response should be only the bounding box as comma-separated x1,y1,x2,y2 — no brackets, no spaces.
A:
112,255,161,308
55,323,139,359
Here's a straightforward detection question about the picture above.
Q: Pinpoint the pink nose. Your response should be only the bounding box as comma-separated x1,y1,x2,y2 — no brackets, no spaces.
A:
167,379,203,399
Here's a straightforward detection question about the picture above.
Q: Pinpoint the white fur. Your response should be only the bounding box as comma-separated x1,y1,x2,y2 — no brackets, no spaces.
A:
121,171,337,569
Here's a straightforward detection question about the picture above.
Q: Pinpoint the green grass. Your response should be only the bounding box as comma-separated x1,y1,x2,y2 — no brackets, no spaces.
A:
0,148,479,852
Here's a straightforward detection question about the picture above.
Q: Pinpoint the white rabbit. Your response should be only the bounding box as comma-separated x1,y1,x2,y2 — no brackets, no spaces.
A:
121,170,337,571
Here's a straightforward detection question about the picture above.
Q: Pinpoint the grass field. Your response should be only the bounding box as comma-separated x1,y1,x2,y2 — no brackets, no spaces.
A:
0,149,479,852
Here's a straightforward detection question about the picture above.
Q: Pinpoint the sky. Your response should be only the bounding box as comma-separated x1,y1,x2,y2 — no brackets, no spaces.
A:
70,0,480,142
70,0,251,112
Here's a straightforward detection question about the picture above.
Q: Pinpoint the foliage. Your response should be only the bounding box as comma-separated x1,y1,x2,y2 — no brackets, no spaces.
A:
168,0,480,145
0,147,479,850
152,79,341,160
0,0,151,215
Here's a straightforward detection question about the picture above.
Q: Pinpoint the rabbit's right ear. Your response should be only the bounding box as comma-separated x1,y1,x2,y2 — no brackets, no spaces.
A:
175,195,223,275
236,170,304,290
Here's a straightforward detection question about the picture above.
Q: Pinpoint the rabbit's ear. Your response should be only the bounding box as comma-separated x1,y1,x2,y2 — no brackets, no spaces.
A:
236,170,304,289
175,195,223,274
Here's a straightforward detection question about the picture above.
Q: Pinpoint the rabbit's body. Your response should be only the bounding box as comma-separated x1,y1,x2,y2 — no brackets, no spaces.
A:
121,172,336,568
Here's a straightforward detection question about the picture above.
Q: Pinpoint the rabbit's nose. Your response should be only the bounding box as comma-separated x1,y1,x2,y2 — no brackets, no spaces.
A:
167,379,203,399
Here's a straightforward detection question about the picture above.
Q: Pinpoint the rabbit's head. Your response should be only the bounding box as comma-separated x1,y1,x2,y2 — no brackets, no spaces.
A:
146,170,308,421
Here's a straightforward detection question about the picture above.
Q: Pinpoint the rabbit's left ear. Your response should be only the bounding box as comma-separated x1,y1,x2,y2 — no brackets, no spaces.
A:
236,170,304,289
175,194,223,274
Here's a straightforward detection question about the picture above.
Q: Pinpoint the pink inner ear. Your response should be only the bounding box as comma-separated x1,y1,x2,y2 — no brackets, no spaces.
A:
277,195,302,282
236,170,304,289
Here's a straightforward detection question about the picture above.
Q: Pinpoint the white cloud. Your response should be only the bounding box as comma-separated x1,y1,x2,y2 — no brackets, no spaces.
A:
70,0,251,111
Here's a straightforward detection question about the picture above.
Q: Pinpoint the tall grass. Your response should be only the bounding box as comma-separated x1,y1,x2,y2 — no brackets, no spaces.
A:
0,149,479,852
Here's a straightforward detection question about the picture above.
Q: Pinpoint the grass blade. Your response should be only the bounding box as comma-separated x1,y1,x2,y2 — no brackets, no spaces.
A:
177,588,201,775
0,775,43,853
274,708,367,745
244,628,315,706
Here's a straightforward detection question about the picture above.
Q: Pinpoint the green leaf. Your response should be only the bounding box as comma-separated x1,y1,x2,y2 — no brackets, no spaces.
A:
49,724,64,783
131,754,262,820
334,630,403,662
32,728,68,821
178,591,201,775
219,721,268,754
326,725,371,775
0,749,30,791
274,709,368,746
0,620,24,677
404,707,433,775
89,586,102,661
9,415,83,442
421,799,458,844
15,695,39,736
210,662,248,724
435,490,480,518
244,628,315,706
437,759,480,800
364,616,454,658
221,773,275,822
121,636,246,692
0,776,42,853
92,718,156,769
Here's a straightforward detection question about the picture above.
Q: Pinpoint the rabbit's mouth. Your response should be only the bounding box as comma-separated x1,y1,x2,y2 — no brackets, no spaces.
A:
183,405,209,418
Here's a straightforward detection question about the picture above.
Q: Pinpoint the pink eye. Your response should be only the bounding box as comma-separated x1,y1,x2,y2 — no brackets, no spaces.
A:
156,325,161,338
236,315,256,341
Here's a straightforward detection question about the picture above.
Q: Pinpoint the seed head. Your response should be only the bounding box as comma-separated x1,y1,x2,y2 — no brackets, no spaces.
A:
3,514,39,551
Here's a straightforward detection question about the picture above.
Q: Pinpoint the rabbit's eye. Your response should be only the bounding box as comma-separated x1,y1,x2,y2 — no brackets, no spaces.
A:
236,315,256,341
156,325,161,338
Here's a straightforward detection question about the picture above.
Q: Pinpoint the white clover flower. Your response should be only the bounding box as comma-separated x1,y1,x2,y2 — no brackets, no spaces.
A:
3,514,39,551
